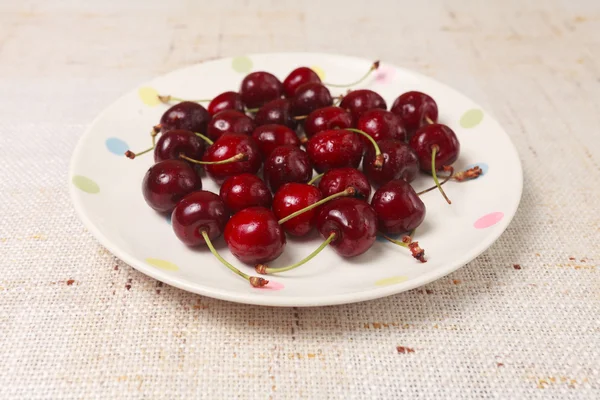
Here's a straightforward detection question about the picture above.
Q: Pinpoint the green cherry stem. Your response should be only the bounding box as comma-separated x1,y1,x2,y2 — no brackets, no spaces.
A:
307,173,324,185
194,132,214,145
202,231,268,287
416,165,454,196
425,116,435,125
324,61,380,88
158,95,211,104
256,232,337,275
277,186,356,225
431,145,451,204
382,230,426,263
345,128,384,168
180,153,246,165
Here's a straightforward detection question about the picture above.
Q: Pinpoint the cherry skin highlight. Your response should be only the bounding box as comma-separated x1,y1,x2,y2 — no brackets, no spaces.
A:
171,190,229,246
371,179,426,234
306,129,363,173
153,129,205,163
207,91,244,116
239,71,283,109
219,173,272,213
159,101,211,134
339,89,387,124
291,82,333,116
283,67,321,97
273,183,323,237
263,145,313,192
356,109,407,145
206,110,255,141
142,159,202,213
390,91,438,134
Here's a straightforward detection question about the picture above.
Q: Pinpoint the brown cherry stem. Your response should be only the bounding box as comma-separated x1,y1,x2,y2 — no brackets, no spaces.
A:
294,115,308,120
180,153,246,165
346,128,384,168
277,186,356,225
201,231,268,287
194,132,214,145
245,107,259,113
324,60,380,88
158,95,211,104
425,116,435,125
417,165,483,196
299,136,309,145
256,232,337,275
307,173,324,185
125,126,160,159
431,145,451,204
382,231,426,263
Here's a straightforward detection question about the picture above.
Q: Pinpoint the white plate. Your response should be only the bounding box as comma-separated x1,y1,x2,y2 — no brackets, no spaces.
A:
69,53,522,307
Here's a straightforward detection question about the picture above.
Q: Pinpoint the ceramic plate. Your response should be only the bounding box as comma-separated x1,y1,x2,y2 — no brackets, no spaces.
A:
69,53,522,307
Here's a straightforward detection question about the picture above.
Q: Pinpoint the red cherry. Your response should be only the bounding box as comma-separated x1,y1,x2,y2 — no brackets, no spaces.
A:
409,124,459,172
219,173,272,213
304,106,352,138
339,89,387,124
159,101,211,134
356,109,407,145
153,129,205,163
306,129,363,173
283,67,321,97
142,159,202,212
207,91,244,116
263,145,313,192
318,168,371,200
225,207,286,264
254,98,296,129
363,139,419,186
239,72,283,109
206,110,255,141
202,133,262,184
371,179,425,234
290,82,333,116
315,197,377,257
251,124,300,157
272,183,322,236
390,91,438,133
171,190,229,246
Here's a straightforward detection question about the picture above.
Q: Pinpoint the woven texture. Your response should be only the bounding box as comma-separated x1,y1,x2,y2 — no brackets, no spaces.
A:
1,0,599,398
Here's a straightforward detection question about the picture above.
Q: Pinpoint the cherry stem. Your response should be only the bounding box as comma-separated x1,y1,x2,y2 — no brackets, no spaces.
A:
125,127,159,159
425,116,435,125
324,60,380,88
194,132,214,145
202,231,268,288
294,115,308,120
256,232,337,275
180,153,246,165
245,107,259,113
158,95,211,104
345,128,384,168
382,230,426,263
416,165,454,196
277,186,356,225
307,173,324,185
431,145,451,204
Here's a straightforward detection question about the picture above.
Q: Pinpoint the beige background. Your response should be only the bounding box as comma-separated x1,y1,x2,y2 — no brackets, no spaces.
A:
1,0,599,398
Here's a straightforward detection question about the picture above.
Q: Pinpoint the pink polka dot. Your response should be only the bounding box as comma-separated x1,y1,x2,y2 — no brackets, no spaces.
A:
474,212,504,229
255,280,285,291
374,65,396,84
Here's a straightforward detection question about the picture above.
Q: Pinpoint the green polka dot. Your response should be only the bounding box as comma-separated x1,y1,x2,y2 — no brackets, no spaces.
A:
231,56,253,73
72,175,100,194
375,276,408,286
146,258,179,271
460,109,484,128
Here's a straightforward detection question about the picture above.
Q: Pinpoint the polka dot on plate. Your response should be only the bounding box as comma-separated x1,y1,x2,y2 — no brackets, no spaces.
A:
375,276,409,286
466,162,489,175
374,65,396,84
310,65,325,80
138,87,160,106
145,258,179,271
72,175,100,194
460,109,484,128
255,280,285,291
232,56,253,73
105,137,129,156
474,212,504,229
166,213,172,225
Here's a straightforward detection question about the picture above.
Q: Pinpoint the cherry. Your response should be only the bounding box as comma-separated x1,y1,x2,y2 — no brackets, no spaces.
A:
171,190,229,246
318,168,371,200
200,133,262,184
239,71,283,109
390,91,438,134
224,207,286,264
254,98,296,129
272,183,322,236
290,82,333,116
251,124,300,157
159,101,211,134
409,123,460,172
283,67,321,97
153,129,205,163
263,145,313,192
206,110,255,141
306,129,363,173
339,89,387,124
207,91,245,116
303,106,352,138
371,179,425,234
142,159,202,212
363,139,419,186
219,173,272,213
356,109,407,145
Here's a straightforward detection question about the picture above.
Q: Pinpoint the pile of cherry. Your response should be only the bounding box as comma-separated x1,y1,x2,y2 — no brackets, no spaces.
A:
127,61,482,287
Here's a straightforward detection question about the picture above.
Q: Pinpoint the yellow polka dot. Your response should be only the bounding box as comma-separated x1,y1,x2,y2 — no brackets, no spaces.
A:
72,175,100,194
311,65,325,80
145,258,179,271
375,276,409,286
459,109,484,128
231,56,253,73
138,87,161,106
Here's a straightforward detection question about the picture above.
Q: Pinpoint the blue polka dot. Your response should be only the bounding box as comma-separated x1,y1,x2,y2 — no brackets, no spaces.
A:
166,213,172,225
376,233,402,243
105,137,129,156
466,162,488,175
